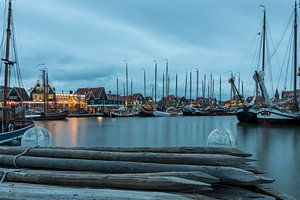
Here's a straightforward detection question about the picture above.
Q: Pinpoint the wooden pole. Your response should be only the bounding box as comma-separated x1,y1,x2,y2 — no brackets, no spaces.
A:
0,154,272,185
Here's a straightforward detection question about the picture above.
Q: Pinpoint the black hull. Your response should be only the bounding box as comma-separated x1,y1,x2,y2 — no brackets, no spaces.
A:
139,110,154,117
33,113,67,121
236,108,257,123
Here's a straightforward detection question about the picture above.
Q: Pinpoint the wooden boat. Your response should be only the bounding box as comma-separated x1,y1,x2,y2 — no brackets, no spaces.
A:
236,106,258,122
139,107,154,117
182,105,212,116
257,3,300,124
32,111,67,121
233,7,270,123
0,0,34,144
257,107,300,124
153,110,172,117
110,107,139,118
0,124,34,145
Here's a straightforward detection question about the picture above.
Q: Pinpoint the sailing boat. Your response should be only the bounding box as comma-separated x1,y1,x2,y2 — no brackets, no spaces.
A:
0,0,34,144
235,7,268,123
257,2,300,123
31,68,67,121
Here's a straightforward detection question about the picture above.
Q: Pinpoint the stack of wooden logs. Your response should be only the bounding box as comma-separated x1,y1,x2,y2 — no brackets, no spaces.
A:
0,146,293,200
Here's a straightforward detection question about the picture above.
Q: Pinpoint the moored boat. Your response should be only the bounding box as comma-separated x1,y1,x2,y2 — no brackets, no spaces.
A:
0,0,34,144
236,107,258,123
257,2,300,124
257,107,300,124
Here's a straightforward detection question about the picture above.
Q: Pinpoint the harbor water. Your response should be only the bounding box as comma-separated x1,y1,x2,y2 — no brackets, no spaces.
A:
36,116,300,198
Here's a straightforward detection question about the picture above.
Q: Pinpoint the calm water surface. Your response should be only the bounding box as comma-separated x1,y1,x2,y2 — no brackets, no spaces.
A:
36,116,300,198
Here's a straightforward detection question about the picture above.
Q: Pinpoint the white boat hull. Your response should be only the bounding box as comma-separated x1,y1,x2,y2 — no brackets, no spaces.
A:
257,108,300,123
153,111,172,117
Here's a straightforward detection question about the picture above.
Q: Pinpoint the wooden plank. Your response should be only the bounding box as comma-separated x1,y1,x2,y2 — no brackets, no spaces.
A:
0,147,254,166
0,154,273,185
0,182,192,200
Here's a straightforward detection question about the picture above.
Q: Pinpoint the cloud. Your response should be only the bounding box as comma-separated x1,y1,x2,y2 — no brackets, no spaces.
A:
1,0,295,100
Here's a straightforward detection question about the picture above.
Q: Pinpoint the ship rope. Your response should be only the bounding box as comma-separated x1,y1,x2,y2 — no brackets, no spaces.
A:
11,11,24,87
282,26,293,91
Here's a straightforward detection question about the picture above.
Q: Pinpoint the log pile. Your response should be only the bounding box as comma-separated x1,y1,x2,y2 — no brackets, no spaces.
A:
0,146,293,200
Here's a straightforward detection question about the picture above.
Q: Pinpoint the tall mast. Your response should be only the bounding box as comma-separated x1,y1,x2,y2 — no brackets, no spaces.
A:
184,71,187,98
242,81,244,97
262,7,266,72
123,83,125,106
203,74,206,98
143,69,146,97
130,78,133,96
154,60,157,105
43,69,46,114
3,0,12,107
212,78,215,100
162,72,165,107
189,71,192,101
175,73,178,98
230,72,233,100
151,85,154,100
196,68,199,99
165,59,169,97
116,77,119,106
293,2,298,112
219,76,221,104
124,60,128,107
210,73,213,99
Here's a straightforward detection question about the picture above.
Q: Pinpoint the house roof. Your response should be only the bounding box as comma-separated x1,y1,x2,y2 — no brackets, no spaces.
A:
9,87,30,101
29,81,55,94
119,93,144,101
74,87,105,99
107,93,121,101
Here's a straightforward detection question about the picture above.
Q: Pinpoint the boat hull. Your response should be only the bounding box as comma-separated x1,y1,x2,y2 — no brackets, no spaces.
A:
139,109,154,117
257,108,300,124
236,107,257,123
0,124,34,144
33,113,67,121
153,111,172,117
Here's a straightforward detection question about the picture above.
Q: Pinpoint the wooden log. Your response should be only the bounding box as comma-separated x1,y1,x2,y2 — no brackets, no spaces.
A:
57,146,252,157
1,170,212,192
0,147,254,166
254,184,296,200
204,184,276,200
0,182,192,200
0,167,219,184
0,154,273,185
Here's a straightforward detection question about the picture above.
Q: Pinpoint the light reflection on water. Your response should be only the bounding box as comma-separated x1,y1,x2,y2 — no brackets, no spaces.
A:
36,116,300,198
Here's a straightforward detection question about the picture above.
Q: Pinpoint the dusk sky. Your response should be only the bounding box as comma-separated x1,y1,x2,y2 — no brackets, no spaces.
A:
0,0,298,99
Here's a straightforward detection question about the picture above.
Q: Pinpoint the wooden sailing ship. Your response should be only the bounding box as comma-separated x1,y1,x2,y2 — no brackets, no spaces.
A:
235,7,269,123
30,69,67,121
0,0,34,144
257,2,300,124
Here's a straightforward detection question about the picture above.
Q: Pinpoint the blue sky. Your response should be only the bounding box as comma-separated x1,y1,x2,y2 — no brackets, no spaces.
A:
0,0,297,99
